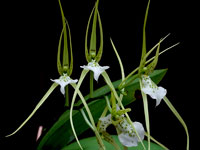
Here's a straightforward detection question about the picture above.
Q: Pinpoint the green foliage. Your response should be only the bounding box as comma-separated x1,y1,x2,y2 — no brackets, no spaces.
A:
37,69,167,150
61,135,165,150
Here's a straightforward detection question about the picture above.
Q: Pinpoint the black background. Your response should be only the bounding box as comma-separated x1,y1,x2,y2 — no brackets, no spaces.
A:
0,0,197,149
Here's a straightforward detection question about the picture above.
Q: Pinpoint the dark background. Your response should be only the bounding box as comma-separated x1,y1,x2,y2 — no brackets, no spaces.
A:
0,0,197,149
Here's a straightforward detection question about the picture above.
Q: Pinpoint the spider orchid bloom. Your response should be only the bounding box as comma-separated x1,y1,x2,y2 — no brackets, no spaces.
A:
99,114,145,147
80,60,109,81
51,74,78,95
141,75,167,106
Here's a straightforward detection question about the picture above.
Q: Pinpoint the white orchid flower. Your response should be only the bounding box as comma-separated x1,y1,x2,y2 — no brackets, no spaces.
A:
99,114,145,147
51,74,78,95
80,60,109,81
141,75,167,106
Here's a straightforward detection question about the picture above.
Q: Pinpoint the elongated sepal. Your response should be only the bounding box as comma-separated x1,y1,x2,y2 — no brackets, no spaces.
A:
58,0,73,76
138,0,151,75
70,71,105,149
57,26,64,75
6,83,58,137
95,10,103,63
145,40,161,75
110,38,125,81
67,20,73,76
85,6,94,62
163,96,190,150
85,0,103,63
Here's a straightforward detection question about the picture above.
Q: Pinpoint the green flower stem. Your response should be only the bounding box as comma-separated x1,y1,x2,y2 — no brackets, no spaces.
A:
140,79,150,150
71,83,105,150
65,85,69,107
105,96,112,113
119,74,139,90
69,70,105,150
90,71,94,98
80,109,95,131
6,83,58,137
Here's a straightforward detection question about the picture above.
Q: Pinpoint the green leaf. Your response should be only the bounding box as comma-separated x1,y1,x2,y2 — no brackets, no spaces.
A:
37,69,167,150
61,135,165,150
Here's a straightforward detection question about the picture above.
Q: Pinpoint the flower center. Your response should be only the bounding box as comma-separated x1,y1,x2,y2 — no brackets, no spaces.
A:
60,74,71,82
88,60,99,67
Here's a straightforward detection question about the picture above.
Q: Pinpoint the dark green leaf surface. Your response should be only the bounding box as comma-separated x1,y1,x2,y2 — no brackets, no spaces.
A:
37,69,167,150
61,135,165,150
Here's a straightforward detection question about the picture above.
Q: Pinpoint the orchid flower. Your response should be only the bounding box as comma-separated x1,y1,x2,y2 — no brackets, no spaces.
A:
99,103,145,147
80,59,109,81
51,73,78,95
99,113,145,147
141,75,167,106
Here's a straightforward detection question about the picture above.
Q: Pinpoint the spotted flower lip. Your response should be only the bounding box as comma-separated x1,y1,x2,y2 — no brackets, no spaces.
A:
80,60,109,81
51,74,78,95
141,75,167,106
99,114,145,147
117,120,145,147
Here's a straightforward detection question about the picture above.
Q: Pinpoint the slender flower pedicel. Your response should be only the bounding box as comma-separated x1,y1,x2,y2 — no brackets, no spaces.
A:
141,75,167,106
80,59,109,81
51,73,78,95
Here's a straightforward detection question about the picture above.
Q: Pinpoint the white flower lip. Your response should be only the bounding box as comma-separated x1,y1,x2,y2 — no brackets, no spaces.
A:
80,60,109,81
51,74,78,95
99,114,145,147
117,120,145,147
141,75,167,106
